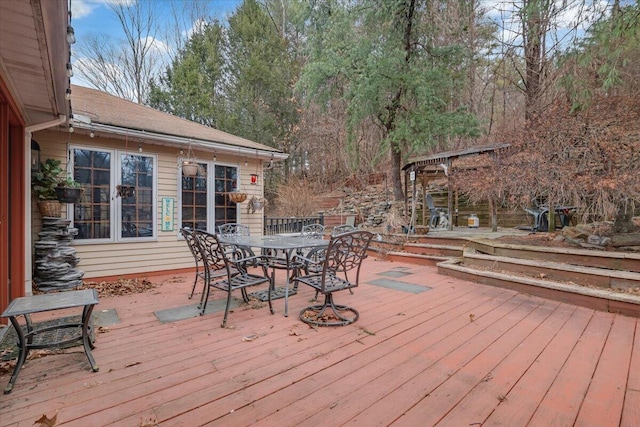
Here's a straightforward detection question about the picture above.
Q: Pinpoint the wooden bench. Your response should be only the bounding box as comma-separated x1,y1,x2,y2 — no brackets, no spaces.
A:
1,289,99,393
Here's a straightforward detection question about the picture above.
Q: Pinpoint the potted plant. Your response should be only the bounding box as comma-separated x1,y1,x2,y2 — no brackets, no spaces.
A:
55,176,84,203
181,160,199,177
228,192,248,203
32,158,64,217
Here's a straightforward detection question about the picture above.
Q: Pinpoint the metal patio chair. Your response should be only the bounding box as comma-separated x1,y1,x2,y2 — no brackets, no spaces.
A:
193,230,273,327
331,224,356,236
301,223,325,239
293,230,373,326
217,223,250,237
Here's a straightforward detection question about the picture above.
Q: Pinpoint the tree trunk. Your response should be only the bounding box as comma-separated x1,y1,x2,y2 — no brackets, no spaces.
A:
391,145,404,201
489,197,498,232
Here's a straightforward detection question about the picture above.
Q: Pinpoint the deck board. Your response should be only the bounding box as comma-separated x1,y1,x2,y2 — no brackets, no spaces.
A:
1,258,638,427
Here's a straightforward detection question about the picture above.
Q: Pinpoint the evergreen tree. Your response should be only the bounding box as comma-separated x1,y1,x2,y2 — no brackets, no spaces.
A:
148,21,226,127
300,0,479,201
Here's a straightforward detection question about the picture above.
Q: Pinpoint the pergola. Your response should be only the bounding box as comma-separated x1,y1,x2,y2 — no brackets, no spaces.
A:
402,143,511,230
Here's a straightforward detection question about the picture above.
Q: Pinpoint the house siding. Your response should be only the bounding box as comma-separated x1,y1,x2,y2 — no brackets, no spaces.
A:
32,129,266,281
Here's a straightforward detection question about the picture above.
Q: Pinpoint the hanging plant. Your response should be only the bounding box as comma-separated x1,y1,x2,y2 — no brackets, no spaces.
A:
228,192,248,203
181,161,199,177
248,196,267,213
178,143,204,176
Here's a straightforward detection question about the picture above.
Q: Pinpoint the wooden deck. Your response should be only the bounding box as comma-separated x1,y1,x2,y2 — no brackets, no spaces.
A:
1,258,639,426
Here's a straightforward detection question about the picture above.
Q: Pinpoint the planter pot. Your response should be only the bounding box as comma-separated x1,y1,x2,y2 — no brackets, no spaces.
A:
55,187,84,204
249,196,266,213
228,192,247,203
182,163,199,176
38,200,61,217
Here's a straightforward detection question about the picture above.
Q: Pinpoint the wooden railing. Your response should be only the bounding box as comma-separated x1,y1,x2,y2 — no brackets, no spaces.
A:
264,214,324,235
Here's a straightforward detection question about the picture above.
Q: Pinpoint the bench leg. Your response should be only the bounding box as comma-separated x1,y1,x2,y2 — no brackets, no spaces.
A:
82,304,99,372
4,316,28,394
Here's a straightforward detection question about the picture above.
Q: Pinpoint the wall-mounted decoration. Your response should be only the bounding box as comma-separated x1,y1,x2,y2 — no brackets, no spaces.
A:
162,198,174,231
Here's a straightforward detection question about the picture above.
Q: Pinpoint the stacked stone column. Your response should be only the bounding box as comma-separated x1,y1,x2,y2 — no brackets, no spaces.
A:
33,217,84,292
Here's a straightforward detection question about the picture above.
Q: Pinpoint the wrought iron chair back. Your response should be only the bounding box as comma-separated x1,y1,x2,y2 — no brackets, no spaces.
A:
295,230,373,326
218,223,250,237
193,229,273,327
301,223,325,239
331,224,356,236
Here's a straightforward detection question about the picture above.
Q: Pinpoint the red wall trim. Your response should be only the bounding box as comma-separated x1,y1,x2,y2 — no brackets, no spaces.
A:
0,76,27,320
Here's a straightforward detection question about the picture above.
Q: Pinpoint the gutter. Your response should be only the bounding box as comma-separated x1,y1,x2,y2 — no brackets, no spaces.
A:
72,121,288,161
25,114,67,133
23,114,68,296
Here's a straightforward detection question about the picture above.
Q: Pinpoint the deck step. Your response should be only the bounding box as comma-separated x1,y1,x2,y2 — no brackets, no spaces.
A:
468,238,640,273
403,243,463,257
462,247,640,291
437,257,640,318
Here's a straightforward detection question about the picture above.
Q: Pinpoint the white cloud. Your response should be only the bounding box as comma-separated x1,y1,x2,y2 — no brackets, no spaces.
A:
71,0,96,19
71,0,136,19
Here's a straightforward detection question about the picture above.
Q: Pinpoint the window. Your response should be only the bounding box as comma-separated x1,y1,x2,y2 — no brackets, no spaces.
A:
181,162,208,230
180,163,238,232
214,165,239,229
72,147,156,242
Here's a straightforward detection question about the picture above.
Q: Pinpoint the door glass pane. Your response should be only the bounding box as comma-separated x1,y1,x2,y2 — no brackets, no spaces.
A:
214,165,238,229
73,149,111,239
181,163,208,230
121,154,154,238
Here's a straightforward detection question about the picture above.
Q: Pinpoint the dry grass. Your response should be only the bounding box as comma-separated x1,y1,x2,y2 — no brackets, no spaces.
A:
272,177,321,217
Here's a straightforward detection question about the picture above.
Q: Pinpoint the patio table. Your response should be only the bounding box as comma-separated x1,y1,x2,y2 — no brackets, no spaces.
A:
1,289,99,393
218,234,328,317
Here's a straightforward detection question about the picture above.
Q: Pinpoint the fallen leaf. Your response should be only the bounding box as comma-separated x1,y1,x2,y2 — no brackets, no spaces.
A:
34,411,58,426
469,314,476,322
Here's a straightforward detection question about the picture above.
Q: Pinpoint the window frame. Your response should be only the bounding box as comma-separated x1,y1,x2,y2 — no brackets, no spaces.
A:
69,145,158,244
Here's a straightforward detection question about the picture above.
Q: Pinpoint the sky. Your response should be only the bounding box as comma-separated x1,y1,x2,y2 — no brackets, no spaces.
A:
71,0,242,37
69,0,242,87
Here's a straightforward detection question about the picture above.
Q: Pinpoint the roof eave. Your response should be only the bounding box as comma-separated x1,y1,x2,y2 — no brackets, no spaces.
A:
73,122,288,161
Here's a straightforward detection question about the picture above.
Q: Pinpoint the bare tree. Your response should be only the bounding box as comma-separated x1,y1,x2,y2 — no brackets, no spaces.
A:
74,0,165,103
489,0,608,120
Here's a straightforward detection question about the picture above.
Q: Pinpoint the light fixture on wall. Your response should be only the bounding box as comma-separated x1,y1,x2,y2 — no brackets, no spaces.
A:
65,88,72,100
66,25,76,44
66,63,73,78
138,142,143,153
31,139,41,172
68,124,74,133
89,130,95,138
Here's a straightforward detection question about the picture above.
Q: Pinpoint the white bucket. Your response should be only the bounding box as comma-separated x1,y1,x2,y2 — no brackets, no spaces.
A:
468,214,479,228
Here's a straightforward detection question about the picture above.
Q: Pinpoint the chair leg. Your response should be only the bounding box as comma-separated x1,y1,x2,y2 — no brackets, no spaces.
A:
299,292,359,327
189,271,199,299
199,281,210,315
221,291,233,328
268,277,274,315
